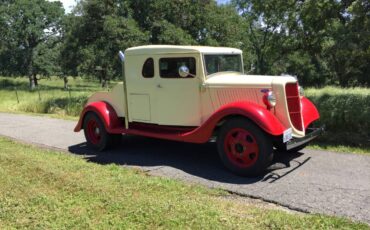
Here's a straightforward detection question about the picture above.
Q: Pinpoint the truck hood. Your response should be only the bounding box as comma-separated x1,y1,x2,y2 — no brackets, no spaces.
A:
204,73,297,88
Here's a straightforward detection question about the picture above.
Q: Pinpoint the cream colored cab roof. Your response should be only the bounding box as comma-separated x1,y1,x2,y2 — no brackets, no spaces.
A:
125,45,242,56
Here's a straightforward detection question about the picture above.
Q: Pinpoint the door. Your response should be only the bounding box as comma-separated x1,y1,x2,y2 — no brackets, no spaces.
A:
126,56,156,122
152,55,201,126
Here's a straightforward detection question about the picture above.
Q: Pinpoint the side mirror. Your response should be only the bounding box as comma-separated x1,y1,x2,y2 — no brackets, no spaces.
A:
178,66,190,78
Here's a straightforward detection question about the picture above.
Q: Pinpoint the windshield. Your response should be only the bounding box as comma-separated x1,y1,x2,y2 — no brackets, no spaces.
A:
204,54,243,76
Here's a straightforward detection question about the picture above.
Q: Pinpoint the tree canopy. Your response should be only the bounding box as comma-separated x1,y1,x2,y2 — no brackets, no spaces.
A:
0,0,64,88
0,0,369,87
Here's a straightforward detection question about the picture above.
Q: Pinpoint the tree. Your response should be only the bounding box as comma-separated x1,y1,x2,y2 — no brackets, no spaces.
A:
321,0,370,86
33,38,62,78
0,0,64,89
128,0,243,46
61,0,245,80
61,0,148,83
234,0,369,87
234,0,302,75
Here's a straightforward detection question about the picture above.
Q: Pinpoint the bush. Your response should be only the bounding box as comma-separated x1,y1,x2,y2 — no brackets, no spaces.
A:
19,96,88,117
306,87,370,147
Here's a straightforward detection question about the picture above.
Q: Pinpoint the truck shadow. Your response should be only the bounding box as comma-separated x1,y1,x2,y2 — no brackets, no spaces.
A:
68,135,308,184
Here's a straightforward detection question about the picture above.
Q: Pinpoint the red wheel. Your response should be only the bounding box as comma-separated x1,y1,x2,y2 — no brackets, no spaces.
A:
217,118,273,176
83,112,121,151
224,128,259,168
86,118,101,145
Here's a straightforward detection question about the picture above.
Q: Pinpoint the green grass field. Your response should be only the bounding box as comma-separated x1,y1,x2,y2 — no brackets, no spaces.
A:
0,76,104,118
0,137,368,229
0,76,369,154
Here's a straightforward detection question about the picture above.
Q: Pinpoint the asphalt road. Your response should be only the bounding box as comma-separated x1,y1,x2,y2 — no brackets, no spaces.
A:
0,112,369,224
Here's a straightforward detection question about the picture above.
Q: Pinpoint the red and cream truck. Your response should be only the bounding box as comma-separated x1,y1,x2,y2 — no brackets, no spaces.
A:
75,45,323,176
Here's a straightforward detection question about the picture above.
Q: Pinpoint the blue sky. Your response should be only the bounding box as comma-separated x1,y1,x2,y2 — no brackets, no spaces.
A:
217,0,230,4
52,0,231,14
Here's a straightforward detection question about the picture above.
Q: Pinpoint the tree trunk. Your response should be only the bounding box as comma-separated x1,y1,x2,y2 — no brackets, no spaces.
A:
33,74,38,87
29,75,35,90
101,68,107,88
63,76,68,90
27,48,35,90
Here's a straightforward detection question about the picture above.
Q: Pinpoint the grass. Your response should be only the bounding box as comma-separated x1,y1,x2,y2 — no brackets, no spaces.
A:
0,137,368,229
305,87,370,151
0,76,107,118
0,76,369,155
308,144,370,155
309,131,370,155
305,86,370,97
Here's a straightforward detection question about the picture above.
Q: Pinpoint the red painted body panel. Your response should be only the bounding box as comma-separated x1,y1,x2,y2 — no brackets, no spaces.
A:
74,101,124,132
301,97,320,129
75,101,287,143
286,83,303,131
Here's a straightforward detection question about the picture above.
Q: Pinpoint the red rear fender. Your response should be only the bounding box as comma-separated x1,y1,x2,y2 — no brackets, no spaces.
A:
74,101,123,132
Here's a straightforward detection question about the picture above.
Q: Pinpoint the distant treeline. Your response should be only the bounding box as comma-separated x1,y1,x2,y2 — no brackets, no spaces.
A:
0,0,369,88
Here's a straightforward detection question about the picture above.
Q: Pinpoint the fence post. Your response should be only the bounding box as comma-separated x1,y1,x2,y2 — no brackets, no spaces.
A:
14,87,19,104
37,86,41,101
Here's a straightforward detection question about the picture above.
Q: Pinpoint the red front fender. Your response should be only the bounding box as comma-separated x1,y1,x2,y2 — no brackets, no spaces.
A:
201,101,286,136
74,101,123,132
174,101,286,144
301,97,320,129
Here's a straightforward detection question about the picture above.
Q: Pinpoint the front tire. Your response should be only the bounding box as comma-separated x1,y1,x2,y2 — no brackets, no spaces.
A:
83,112,120,151
217,118,273,177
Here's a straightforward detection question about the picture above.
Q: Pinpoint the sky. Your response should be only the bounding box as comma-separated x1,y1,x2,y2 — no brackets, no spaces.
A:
52,0,230,14
49,0,76,14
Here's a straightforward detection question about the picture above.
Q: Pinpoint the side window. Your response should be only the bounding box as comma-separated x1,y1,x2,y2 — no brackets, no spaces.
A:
159,57,196,78
142,58,154,78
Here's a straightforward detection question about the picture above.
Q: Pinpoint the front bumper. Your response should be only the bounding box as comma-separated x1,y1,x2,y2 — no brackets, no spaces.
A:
286,126,325,150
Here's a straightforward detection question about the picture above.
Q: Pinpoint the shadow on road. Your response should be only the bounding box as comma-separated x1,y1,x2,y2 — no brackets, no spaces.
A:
68,135,308,184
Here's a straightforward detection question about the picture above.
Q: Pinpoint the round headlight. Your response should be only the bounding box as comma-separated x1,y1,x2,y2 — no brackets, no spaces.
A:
267,91,277,107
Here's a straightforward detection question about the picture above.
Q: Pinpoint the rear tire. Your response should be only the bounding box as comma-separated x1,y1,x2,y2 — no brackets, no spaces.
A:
83,112,121,151
217,118,273,177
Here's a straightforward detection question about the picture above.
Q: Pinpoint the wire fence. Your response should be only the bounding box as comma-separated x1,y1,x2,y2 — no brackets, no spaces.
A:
12,85,75,104
2,79,113,116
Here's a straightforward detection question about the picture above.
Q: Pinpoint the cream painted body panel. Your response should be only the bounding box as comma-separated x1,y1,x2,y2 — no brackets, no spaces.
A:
272,77,305,137
124,52,203,126
126,45,242,56
87,83,126,117
209,88,264,108
204,74,274,112
152,54,202,126
125,54,156,122
130,94,151,121
205,73,274,87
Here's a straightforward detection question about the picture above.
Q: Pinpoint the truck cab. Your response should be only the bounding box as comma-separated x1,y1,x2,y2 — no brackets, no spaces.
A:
75,45,323,176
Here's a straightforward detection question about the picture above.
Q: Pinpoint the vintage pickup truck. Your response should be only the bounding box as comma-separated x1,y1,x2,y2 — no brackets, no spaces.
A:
75,45,323,176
